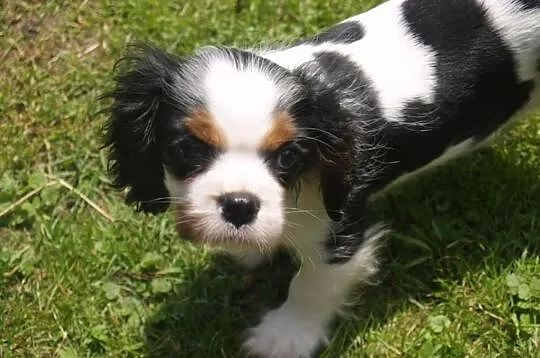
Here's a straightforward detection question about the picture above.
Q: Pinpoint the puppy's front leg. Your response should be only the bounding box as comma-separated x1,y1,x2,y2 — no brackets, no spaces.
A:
243,227,383,358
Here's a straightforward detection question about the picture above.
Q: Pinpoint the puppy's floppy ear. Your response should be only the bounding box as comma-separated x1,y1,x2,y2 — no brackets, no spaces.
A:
317,133,351,221
292,65,354,221
102,43,180,214
320,165,351,222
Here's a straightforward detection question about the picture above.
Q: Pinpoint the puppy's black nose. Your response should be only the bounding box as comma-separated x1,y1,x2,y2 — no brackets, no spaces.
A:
218,192,261,228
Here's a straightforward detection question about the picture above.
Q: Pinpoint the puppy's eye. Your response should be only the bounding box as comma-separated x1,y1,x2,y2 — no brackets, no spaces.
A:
277,148,298,170
166,145,185,162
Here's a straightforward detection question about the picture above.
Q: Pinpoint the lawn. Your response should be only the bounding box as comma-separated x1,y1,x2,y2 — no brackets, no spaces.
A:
1,0,539,357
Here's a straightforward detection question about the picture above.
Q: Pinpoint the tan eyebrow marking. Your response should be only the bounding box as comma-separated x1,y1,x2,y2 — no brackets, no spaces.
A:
258,112,298,151
184,108,227,148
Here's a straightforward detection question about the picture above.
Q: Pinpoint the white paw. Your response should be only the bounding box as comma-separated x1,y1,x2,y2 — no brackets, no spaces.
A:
243,306,327,358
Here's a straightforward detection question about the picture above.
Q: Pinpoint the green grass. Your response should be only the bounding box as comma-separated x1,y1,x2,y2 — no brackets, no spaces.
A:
1,0,539,357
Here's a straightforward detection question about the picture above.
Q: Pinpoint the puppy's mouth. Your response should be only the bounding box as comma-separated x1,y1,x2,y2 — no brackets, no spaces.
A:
175,218,271,246
172,197,280,248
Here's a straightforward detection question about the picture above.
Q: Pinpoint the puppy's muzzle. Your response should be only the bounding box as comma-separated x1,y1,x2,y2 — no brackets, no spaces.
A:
217,191,261,228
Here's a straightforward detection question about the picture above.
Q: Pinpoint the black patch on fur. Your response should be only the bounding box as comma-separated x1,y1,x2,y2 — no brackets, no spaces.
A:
298,21,364,45
309,50,384,218
162,126,221,181
373,0,535,181
102,44,183,214
515,0,539,10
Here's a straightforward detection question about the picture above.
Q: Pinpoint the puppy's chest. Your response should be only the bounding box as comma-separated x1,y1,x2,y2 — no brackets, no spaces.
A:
282,180,331,252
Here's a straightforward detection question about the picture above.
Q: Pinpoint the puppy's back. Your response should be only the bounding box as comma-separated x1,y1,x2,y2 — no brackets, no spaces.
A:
262,0,539,195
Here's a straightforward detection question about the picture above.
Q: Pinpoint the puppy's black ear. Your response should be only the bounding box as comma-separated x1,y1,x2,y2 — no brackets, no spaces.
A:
310,108,352,221
292,64,355,221
102,44,179,214
320,166,350,222
311,100,352,222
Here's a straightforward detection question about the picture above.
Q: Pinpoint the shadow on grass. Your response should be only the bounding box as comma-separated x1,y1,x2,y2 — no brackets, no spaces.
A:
144,149,540,358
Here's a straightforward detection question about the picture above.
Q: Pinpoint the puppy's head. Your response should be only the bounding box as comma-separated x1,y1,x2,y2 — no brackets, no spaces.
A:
104,44,350,250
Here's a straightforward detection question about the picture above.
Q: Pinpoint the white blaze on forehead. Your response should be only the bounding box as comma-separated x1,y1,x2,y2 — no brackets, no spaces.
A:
192,152,282,196
203,60,281,149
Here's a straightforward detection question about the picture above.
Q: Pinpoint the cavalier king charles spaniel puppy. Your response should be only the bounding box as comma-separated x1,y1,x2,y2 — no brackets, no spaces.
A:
104,0,539,356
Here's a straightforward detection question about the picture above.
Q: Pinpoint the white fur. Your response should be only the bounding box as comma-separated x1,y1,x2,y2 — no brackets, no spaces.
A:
164,152,284,249
219,246,267,269
345,1,437,122
243,302,328,358
244,221,386,358
260,44,317,70
203,60,280,149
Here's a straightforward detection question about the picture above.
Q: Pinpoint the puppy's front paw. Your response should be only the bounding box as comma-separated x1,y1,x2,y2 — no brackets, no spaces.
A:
243,306,327,358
